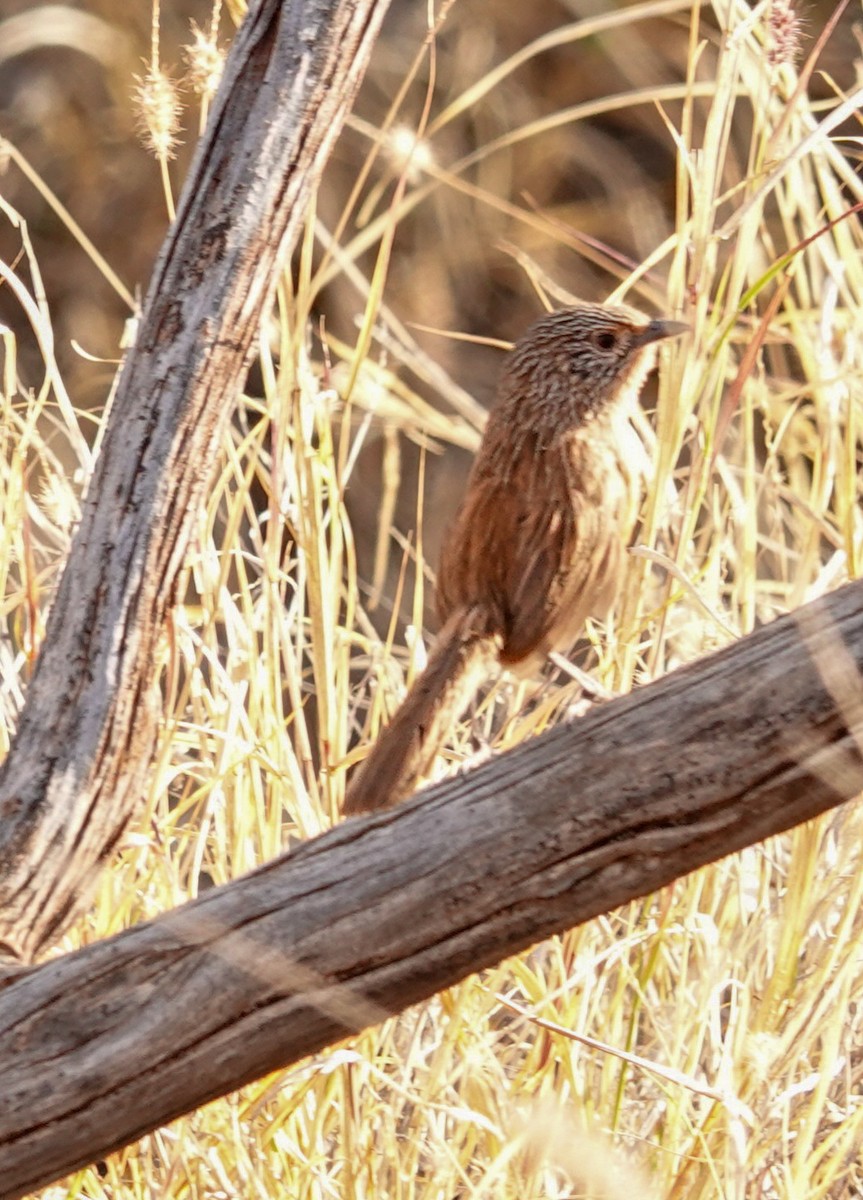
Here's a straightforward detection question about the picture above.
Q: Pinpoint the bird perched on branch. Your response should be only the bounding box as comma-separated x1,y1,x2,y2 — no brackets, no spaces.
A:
343,303,687,816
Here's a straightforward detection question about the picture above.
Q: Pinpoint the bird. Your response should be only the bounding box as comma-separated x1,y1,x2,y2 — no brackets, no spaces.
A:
342,302,687,816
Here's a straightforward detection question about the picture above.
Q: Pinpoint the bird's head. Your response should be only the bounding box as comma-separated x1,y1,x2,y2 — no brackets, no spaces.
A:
499,303,687,426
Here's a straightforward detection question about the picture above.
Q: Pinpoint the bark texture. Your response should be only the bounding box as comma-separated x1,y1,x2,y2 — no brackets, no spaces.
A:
0,0,392,964
1,581,862,1197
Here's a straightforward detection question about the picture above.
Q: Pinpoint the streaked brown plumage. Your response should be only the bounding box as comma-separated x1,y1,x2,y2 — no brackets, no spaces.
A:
343,303,686,816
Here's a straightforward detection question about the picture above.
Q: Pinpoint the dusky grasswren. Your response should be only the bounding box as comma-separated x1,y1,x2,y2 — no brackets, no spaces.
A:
343,303,686,816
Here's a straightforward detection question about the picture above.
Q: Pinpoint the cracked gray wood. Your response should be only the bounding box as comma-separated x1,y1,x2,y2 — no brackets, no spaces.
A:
1,581,863,1196
0,0,393,964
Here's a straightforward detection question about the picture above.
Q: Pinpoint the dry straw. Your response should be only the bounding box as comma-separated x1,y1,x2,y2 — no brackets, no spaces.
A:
2,0,863,1196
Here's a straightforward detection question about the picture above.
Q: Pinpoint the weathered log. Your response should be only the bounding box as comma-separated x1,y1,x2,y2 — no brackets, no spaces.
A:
1,582,862,1197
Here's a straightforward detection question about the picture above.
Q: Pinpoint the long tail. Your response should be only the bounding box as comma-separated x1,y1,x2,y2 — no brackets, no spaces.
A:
343,606,501,815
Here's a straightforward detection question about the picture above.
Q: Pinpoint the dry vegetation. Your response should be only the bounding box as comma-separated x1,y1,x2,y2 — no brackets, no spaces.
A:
2,0,863,1196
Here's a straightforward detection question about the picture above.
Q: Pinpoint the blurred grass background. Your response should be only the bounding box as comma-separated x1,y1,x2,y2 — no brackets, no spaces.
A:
2,0,863,1196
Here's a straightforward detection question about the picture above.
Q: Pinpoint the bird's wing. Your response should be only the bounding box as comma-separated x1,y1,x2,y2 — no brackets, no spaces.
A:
437,443,617,666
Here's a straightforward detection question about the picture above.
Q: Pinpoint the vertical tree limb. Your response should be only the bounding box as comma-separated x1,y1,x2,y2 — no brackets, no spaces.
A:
0,0,392,964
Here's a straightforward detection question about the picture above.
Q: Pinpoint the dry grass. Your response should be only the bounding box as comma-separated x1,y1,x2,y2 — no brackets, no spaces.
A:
3,0,863,1196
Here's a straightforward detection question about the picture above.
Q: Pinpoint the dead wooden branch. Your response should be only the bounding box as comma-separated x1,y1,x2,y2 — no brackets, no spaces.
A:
1,581,862,1196
0,0,392,964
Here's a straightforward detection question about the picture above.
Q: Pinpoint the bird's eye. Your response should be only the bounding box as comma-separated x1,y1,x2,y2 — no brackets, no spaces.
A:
592,330,619,352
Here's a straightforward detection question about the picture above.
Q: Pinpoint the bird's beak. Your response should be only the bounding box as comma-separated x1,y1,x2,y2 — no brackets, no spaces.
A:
634,318,689,346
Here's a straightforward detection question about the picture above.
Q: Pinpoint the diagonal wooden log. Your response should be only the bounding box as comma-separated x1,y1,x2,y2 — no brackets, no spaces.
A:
0,0,392,965
1,582,862,1197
